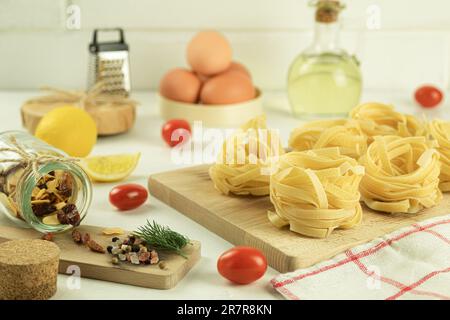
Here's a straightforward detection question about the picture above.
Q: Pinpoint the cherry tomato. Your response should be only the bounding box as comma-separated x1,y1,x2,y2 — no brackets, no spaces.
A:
161,119,191,147
414,85,443,108
109,183,148,211
217,246,267,285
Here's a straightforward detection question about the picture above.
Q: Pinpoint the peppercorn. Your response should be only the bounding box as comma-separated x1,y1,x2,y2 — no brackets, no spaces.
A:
107,245,113,254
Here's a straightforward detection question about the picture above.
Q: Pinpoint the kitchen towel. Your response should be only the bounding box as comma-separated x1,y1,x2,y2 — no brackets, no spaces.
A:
271,215,450,300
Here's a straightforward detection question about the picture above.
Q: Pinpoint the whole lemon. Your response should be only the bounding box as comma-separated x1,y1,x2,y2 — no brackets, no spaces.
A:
35,106,97,157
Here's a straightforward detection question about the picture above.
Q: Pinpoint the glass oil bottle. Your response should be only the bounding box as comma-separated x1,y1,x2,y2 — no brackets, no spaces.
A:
287,0,362,118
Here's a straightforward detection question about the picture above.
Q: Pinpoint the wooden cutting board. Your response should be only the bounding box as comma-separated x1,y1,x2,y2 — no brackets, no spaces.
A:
0,224,201,289
148,165,450,273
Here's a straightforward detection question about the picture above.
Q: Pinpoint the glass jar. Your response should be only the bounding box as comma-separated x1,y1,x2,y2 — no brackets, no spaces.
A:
287,0,362,118
0,131,92,233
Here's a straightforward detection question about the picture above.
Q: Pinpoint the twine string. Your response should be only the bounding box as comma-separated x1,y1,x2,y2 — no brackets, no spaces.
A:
24,81,137,110
0,136,79,180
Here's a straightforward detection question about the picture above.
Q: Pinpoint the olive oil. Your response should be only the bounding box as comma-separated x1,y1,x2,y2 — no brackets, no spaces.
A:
287,1,362,118
288,52,361,117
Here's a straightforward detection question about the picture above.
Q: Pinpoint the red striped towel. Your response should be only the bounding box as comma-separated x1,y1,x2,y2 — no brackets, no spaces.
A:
271,215,450,300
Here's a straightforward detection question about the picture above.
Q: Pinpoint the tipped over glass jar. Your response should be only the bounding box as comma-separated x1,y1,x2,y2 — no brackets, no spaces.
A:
0,131,92,233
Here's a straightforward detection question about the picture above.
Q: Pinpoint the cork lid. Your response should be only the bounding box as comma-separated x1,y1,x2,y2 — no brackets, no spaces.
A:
0,239,60,266
314,0,344,23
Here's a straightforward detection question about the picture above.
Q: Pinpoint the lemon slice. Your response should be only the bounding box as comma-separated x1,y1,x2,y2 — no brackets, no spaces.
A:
80,153,141,182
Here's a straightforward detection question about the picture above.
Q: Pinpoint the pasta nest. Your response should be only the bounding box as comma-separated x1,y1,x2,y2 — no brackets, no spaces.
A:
359,135,442,213
289,119,367,159
268,147,365,238
425,120,450,192
209,115,284,196
350,102,422,142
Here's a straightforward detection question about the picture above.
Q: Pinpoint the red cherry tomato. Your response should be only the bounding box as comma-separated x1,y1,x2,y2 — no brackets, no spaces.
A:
217,246,267,285
414,85,443,108
161,119,191,147
109,183,148,211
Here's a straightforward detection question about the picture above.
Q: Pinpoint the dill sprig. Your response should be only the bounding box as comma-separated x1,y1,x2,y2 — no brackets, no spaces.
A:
133,220,190,258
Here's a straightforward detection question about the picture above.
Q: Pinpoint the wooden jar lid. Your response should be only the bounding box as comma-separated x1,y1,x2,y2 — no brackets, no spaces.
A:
0,239,60,300
21,102,136,136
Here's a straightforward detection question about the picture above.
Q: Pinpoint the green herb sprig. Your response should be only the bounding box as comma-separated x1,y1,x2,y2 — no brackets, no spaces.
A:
133,220,190,258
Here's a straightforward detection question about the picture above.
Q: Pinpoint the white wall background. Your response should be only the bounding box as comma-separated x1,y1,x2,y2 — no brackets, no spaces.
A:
0,0,449,93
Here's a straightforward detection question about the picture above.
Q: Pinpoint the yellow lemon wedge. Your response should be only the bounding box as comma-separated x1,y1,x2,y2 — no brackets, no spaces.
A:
80,153,141,182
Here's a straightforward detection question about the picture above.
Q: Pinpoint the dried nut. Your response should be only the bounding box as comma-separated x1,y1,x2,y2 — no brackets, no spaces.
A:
72,229,82,244
87,239,105,253
111,247,121,255
118,253,127,261
41,233,54,242
150,250,159,264
130,254,140,265
57,204,80,226
132,244,140,253
138,251,151,263
159,261,167,270
107,245,113,254
32,202,56,217
55,202,67,210
111,257,119,265
42,214,60,226
139,246,148,253
102,227,125,236
82,233,91,245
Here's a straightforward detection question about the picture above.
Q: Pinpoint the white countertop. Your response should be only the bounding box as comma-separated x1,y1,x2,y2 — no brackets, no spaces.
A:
0,90,448,300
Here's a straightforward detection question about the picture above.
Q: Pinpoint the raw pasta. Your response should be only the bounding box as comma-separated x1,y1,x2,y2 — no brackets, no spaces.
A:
289,119,367,159
425,120,450,192
268,148,365,238
209,115,284,196
359,135,442,213
350,102,422,142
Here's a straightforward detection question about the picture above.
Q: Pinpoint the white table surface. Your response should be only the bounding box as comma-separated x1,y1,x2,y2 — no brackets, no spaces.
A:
0,89,448,300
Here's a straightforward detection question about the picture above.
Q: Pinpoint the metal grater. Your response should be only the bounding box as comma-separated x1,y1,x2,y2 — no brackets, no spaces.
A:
88,28,131,96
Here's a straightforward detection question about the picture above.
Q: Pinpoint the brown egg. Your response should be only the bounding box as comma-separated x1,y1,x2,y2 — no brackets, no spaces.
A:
201,71,256,105
159,68,201,103
228,61,252,79
187,31,232,76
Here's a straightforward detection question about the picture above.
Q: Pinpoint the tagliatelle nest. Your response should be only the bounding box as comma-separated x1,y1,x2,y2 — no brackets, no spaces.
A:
268,148,365,238
350,102,422,142
209,115,284,196
289,119,367,159
425,120,450,192
359,136,442,213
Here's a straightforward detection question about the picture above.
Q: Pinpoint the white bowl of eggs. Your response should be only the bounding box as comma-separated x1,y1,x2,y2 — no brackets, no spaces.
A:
158,31,263,128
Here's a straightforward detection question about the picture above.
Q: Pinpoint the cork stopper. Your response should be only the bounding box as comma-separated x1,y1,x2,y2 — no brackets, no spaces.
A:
315,0,343,23
0,239,60,300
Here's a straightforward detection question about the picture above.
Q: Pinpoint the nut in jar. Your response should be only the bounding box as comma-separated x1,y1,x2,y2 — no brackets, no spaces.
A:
0,131,92,233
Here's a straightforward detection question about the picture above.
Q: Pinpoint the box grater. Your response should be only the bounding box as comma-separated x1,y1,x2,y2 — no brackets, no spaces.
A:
88,28,131,96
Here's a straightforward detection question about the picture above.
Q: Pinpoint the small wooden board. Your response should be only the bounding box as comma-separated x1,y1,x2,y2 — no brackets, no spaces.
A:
148,165,450,273
21,102,136,136
0,225,201,289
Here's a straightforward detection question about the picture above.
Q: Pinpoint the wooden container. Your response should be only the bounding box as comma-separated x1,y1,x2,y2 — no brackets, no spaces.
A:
0,239,60,300
158,89,263,127
21,102,136,136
